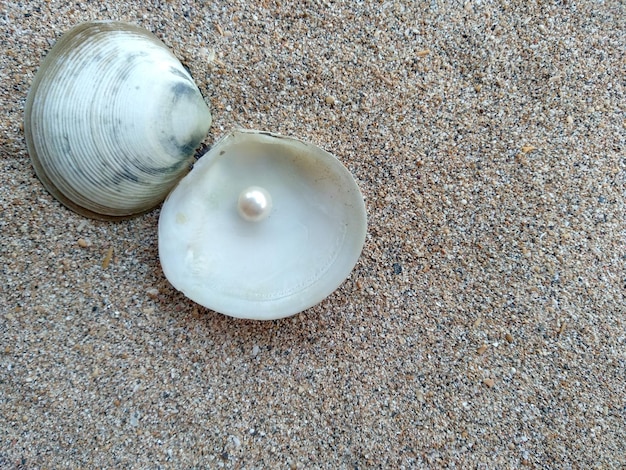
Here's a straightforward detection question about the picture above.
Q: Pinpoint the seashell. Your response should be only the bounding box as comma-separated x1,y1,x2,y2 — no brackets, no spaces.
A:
158,130,367,320
24,21,212,219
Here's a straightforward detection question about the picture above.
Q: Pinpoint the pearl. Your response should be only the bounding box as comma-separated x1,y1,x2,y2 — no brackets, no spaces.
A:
237,186,272,222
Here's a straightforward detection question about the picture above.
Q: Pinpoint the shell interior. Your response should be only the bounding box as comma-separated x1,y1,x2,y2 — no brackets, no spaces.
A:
24,21,212,219
158,130,367,320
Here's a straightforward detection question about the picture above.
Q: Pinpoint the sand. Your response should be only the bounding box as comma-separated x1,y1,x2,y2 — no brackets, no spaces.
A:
1,1,625,468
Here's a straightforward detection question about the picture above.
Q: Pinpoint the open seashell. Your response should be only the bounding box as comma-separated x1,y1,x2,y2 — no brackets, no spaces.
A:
24,21,212,219
158,130,367,320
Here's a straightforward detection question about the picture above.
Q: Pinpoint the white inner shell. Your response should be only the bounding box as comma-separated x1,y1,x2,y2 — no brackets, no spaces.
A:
158,132,367,320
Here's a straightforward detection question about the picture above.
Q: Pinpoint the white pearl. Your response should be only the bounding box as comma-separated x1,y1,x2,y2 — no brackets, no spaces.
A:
237,186,272,222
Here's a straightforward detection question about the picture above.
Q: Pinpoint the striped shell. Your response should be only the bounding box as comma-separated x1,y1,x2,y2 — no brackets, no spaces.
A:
24,21,212,219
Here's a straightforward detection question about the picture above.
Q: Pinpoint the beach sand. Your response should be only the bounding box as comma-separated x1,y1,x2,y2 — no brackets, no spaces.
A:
1,1,624,467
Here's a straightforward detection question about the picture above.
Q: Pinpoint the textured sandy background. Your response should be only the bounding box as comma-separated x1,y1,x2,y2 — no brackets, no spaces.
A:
1,1,625,468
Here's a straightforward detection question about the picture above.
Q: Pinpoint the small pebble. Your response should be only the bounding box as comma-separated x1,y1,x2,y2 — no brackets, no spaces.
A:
102,246,113,269
146,288,160,299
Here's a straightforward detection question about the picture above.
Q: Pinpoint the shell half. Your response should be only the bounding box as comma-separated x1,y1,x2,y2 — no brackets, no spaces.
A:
24,21,212,219
158,130,367,320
